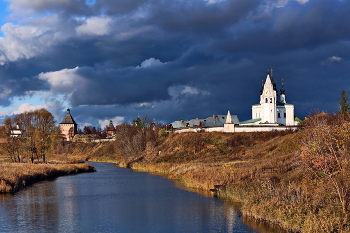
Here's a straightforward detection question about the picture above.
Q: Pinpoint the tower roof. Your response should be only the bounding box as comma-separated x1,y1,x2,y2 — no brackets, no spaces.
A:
60,109,77,125
107,120,115,131
226,109,233,124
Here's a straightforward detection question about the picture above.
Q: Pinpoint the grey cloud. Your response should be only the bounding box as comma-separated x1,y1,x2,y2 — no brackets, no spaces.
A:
7,0,93,16
95,0,150,15
147,0,260,35
2,0,350,126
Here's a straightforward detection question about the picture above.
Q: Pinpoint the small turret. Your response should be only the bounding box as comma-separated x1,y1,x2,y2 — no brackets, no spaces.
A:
226,108,233,124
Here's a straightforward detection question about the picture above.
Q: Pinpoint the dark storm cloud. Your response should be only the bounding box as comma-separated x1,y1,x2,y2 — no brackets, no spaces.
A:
95,0,149,15
7,0,93,16
0,60,48,104
1,0,350,126
147,0,260,35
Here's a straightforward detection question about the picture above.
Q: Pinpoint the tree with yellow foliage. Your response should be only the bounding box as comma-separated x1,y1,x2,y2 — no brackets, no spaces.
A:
2,108,61,163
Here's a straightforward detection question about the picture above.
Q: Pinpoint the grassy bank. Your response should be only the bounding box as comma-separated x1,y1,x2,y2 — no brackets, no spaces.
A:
47,114,350,232
0,162,95,193
75,129,347,232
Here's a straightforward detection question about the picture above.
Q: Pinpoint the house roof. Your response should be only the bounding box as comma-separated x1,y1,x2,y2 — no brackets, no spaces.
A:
171,114,240,129
239,118,261,124
294,116,302,122
60,109,77,125
171,120,188,129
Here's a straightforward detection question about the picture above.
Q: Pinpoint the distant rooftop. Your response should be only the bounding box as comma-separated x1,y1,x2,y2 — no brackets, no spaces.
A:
60,109,77,125
239,118,261,124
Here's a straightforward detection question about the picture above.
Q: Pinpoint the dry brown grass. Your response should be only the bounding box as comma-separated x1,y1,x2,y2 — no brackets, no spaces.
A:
46,126,349,232
0,162,95,193
116,130,349,232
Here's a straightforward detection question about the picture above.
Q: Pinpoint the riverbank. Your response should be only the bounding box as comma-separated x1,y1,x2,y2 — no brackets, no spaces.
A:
112,131,306,232
79,128,348,233
0,162,95,193
47,113,350,232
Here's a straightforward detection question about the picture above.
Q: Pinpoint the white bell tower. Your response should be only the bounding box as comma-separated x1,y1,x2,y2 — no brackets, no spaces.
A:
260,72,277,123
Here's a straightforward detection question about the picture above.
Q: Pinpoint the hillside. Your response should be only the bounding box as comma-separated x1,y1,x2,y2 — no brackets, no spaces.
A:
17,113,349,232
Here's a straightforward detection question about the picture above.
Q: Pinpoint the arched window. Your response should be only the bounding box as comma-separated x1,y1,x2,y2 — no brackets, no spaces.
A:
270,98,272,103
278,113,281,118
265,98,268,103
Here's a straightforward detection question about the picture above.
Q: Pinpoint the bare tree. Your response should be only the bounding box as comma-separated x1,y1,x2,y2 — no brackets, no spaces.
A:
300,113,350,226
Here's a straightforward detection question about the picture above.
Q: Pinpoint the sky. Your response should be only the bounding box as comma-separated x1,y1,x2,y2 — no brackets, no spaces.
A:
0,0,349,129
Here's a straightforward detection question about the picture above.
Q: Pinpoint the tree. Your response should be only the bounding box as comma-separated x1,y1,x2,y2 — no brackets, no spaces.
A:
339,90,350,114
132,117,144,129
0,123,23,162
83,126,92,134
2,108,61,163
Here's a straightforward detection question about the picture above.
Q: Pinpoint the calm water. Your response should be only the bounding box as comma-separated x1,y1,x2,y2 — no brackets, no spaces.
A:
0,162,265,233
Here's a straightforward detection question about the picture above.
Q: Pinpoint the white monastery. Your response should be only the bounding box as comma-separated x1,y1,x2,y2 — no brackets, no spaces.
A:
171,71,299,133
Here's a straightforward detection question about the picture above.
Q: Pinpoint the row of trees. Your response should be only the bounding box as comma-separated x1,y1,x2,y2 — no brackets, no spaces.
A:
0,108,162,163
0,108,60,163
113,117,161,160
77,126,106,137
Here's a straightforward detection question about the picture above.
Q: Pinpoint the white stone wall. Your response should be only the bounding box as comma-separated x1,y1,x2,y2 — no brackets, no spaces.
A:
276,106,286,125
224,124,235,132
173,125,298,133
205,127,224,132
234,126,297,132
252,105,261,119
285,105,295,126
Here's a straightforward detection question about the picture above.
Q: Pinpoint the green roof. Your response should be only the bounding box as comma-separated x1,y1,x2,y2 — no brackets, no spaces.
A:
240,118,261,124
294,116,302,122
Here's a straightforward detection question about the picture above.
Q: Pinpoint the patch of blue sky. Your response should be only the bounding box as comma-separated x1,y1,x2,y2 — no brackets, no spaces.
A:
0,95,44,123
0,0,10,37
85,0,96,5
2,94,45,112
0,0,12,37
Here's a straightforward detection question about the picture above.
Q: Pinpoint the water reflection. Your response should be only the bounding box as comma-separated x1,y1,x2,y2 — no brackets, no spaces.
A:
0,162,265,233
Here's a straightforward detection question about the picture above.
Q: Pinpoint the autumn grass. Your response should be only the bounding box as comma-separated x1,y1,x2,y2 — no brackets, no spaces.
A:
0,162,95,193
94,130,348,233
50,126,350,232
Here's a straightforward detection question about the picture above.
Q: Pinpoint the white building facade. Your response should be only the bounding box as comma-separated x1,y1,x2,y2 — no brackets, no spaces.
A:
251,73,297,126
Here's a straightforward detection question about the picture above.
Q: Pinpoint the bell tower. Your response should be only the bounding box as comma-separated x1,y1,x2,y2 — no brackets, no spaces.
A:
260,71,277,123
60,109,78,141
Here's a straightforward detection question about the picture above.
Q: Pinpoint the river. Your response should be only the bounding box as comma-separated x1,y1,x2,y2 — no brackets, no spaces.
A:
0,162,274,233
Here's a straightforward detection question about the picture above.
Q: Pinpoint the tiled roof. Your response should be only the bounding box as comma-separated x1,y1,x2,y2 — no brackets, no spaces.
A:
60,109,77,125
